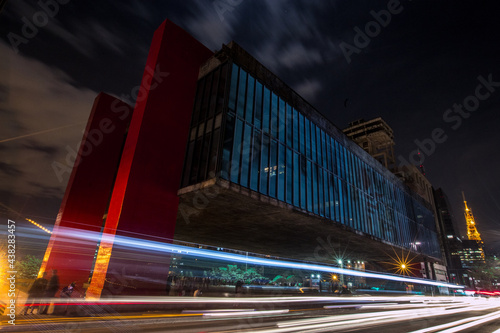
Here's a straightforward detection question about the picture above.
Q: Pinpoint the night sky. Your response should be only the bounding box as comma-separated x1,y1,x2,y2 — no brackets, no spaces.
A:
2,1,500,254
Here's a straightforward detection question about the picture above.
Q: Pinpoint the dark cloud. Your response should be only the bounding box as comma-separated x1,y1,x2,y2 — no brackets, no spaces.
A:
0,161,23,177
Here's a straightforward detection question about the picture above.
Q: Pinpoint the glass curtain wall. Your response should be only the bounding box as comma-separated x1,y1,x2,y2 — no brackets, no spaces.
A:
182,63,228,188
218,63,440,258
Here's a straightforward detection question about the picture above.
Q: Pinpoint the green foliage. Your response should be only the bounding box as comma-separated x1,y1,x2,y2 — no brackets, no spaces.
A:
210,265,265,283
469,256,500,289
16,255,42,279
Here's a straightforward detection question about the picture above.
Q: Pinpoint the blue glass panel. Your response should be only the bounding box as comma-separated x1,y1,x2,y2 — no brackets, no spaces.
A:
300,156,307,210
312,163,318,215
327,172,334,220
269,139,278,198
316,126,321,164
260,134,269,195
245,76,255,123
230,119,244,183
228,64,238,112
221,113,235,180
286,148,293,204
342,147,349,181
293,108,299,151
286,104,293,148
323,170,329,218
299,113,305,154
279,98,286,143
305,118,311,160
271,93,278,138
311,124,317,163
293,153,300,206
240,124,252,188
318,167,324,216
322,131,327,169
333,139,338,176
208,67,219,118
278,144,285,201
199,74,212,122
236,69,247,118
254,81,263,129
327,135,332,172
306,161,313,212
250,130,261,191
337,178,344,224
346,185,352,227
262,88,270,134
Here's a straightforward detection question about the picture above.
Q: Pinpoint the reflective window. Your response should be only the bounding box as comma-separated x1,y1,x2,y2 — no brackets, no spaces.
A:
305,118,311,160
269,139,278,198
230,119,244,183
228,64,238,111
240,124,252,187
246,76,255,123
286,148,293,204
286,104,293,148
293,108,299,151
306,160,313,212
250,130,261,191
300,156,307,210
311,124,317,163
209,65,441,257
279,98,286,143
260,134,269,195
299,113,305,154
271,93,278,138
293,152,300,207
262,88,270,134
254,81,263,130
278,144,285,201
236,69,247,118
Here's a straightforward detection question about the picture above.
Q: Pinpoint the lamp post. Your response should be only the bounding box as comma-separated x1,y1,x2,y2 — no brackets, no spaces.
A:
338,259,344,286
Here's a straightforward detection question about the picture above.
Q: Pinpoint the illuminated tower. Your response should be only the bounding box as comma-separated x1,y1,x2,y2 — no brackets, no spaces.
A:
462,192,485,260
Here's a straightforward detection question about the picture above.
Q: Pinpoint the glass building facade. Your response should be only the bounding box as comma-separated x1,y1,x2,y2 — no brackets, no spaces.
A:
182,56,441,259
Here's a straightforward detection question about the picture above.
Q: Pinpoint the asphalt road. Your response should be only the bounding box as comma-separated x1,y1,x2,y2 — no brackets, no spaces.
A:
3,295,500,333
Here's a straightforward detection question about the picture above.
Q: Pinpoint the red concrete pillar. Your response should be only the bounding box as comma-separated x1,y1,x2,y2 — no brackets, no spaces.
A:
39,93,133,292
86,20,213,298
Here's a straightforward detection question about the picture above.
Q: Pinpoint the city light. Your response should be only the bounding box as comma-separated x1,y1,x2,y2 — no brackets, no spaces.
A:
26,218,52,234
384,248,419,277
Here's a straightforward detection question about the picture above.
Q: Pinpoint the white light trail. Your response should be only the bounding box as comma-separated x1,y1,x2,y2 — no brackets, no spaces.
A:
48,226,464,289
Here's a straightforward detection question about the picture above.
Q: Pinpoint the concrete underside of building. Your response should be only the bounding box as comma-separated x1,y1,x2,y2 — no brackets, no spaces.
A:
176,179,436,265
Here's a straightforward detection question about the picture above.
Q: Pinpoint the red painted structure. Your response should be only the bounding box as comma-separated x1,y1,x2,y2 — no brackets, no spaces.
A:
83,20,213,298
39,93,133,292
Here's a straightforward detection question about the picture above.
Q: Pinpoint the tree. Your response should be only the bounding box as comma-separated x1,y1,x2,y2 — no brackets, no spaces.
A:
469,256,500,289
16,255,42,279
210,265,266,284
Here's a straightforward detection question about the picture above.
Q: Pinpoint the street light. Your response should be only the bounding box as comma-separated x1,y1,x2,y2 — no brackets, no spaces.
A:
338,259,344,285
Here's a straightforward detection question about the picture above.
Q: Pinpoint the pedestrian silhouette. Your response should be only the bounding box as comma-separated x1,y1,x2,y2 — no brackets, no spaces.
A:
39,269,59,314
22,272,48,315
